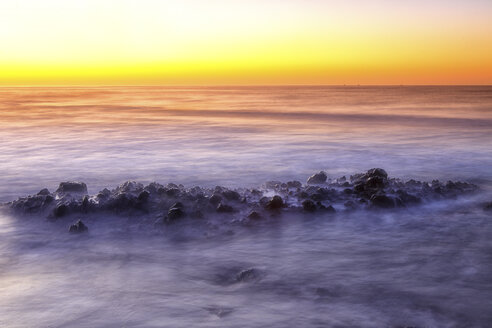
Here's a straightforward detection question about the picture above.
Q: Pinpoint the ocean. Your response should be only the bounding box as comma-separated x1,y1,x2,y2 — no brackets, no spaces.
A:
0,86,491,327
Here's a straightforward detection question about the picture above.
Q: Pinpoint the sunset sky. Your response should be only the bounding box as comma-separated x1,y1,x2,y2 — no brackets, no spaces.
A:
1,0,491,85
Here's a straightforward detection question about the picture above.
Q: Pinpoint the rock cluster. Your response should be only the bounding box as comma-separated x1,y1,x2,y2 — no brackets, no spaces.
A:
4,169,478,226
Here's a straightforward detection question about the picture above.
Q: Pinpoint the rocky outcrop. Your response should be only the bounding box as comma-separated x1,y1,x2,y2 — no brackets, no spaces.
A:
4,169,479,225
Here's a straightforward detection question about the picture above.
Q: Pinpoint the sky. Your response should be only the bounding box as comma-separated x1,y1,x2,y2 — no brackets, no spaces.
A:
1,0,491,85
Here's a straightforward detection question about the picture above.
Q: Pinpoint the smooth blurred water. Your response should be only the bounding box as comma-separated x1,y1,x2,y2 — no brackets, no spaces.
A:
1,86,492,327
0,86,491,201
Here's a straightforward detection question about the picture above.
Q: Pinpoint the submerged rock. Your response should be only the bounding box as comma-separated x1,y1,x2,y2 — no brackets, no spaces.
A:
69,220,88,233
236,268,262,282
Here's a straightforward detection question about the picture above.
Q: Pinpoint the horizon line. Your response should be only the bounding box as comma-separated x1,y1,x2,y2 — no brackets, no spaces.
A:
1,84,491,88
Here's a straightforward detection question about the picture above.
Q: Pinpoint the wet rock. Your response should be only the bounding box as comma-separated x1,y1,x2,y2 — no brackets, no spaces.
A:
222,190,240,201
209,194,222,206
56,181,87,195
217,203,234,213
96,188,111,200
366,176,386,189
69,219,88,233
302,199,316,212
370,194,395,209
247,211,262,220
167,207,184,221
137,190,150,202
37,188,50,196
53,204,69,218
307,171,327,185
144,182,163,194
354,183,365,193
43,195,54,206
81,196,91,212
171,202,184,209
366,168,388,179
116,181,143,194
107,193,137,212
266,195,284,210
165,188,180,197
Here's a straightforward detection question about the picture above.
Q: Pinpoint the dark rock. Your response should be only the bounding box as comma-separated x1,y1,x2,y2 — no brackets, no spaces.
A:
366,168,388,179
97,188,111,200
137,190,150,202
222,190,241,201
81,196,90,212
354,183,365,193
167,207,185,221
56,181,88,194
116,181,143,194
43,195,54,206
53,204,69,218
298,191,309,199
217,203,234,213
170,202,184,209
302,199,316,212
144,182,163,194
247,211,262,220
37,188,50,196
69,220,88,233
370,194,395,208
366,176,386,189
484,202,492,211
107,193,137,212
266,195,284,210
307,171,327,184
166,188,180,197
209,194,222,206
310,193,324,201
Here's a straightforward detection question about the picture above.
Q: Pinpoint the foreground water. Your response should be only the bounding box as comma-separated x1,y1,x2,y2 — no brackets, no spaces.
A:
1,86,492,327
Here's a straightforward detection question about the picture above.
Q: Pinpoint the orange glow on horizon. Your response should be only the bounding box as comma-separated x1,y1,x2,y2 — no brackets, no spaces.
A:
1,0,491,85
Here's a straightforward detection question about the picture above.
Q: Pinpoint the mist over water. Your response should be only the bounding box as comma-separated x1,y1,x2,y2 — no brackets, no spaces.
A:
1,86,492,327
1,86,491,200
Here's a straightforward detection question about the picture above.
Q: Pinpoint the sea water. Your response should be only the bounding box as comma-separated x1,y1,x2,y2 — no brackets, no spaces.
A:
0,86,491,327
